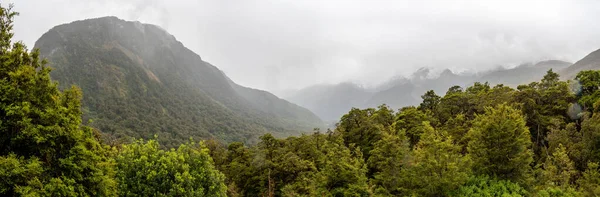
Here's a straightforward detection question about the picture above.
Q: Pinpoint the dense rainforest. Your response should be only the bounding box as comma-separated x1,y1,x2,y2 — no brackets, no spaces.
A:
2,4,600,197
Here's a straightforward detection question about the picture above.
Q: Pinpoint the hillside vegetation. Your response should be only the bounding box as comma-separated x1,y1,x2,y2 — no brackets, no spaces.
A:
34,16,323,146
2,4,600,197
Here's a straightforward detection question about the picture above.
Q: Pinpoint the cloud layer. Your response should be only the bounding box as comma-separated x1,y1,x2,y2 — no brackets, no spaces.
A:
9,0,600,92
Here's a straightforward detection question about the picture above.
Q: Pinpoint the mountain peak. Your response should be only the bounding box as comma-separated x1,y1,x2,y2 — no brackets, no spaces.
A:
34,17,323,145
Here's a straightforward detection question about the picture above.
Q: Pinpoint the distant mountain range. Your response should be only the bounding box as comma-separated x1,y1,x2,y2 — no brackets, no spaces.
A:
286,60,573,122
34,17,323,146
32,16,600,143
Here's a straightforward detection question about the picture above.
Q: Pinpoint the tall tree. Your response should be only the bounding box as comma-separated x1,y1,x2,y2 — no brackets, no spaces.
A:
336,108,383,161
515,70,576,163
394,106,432,149
578,162,600,196
575,70,600,111
315,135,370,197
539,144,576,189
468,104,534,185
0,4,117,196
115,139,227,197
418,90,441,113
403,123,471,197
580,113,600,165
367,131,409,195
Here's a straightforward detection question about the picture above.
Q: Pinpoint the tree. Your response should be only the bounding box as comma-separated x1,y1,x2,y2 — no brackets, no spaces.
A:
468,104,534,185
0,4,116,196
580,113,600,165
438,86,469,123
315,136,370,197
336,108,383,161
402,122,471,196
223,142,257,196
547,122,585,171
575,70,600,111
367,131,409,195
539,144,576,189
115,139,227,197
515,70,576,163
578,162,600,196
541,69,560,89
394,106,432,149
440,114,471,153
418,90,441,112
452,176,528,197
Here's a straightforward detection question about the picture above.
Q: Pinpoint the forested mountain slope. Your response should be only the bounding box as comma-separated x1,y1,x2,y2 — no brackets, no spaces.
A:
34,16,323,146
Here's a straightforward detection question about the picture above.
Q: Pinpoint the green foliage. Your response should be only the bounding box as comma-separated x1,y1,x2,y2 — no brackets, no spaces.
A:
403,123,471,196
578,162,600,196
316,137,370,197
209,68,600,196
35,15,323,147
581,113,600,165
0,4,116,196
539,144,576,189
115,138,227,197
546,122,586,171
468,104,534,185
367,131,409,195
536,187,580,197
452,176,529,197
8,1,600,195
576,70,600,111
395,106,432,149
336,107,386,161
418,90,441,112
515,70,575,162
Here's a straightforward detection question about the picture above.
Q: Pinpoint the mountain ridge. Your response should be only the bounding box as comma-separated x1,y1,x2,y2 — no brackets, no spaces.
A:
34,16,323,146
286,59,572,122
560,48,600,79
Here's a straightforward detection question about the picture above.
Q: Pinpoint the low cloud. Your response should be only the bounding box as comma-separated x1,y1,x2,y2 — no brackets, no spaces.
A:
9,0,600,92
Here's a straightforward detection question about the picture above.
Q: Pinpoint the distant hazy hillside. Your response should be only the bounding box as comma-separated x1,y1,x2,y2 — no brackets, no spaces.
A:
285,82,373,122
287,60,571,122
34,17,323,146
560,48,600,79
480,60,571,86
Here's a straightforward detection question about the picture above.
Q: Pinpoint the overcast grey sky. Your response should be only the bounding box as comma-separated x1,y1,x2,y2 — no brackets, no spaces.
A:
8,0,600,92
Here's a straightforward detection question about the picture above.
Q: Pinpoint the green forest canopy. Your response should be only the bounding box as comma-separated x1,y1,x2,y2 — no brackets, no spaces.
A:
2,3,600,197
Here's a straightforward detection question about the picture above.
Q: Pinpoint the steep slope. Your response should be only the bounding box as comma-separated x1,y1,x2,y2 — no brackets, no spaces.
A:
34,16,323,146
560,48,600,79
224,75,322,129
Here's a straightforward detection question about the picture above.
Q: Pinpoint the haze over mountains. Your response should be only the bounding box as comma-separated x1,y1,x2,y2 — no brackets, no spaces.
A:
285,60,574,121
34,17,323,146
28,15,600,144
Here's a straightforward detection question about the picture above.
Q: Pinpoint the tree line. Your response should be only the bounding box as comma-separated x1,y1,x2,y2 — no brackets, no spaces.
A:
1,4,600,197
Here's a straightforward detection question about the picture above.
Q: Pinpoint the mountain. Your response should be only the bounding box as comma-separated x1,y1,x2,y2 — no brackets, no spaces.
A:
284,83,373,123
560,48,600,79
34,16,323,146
286,61,570,122
480,60,571,86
